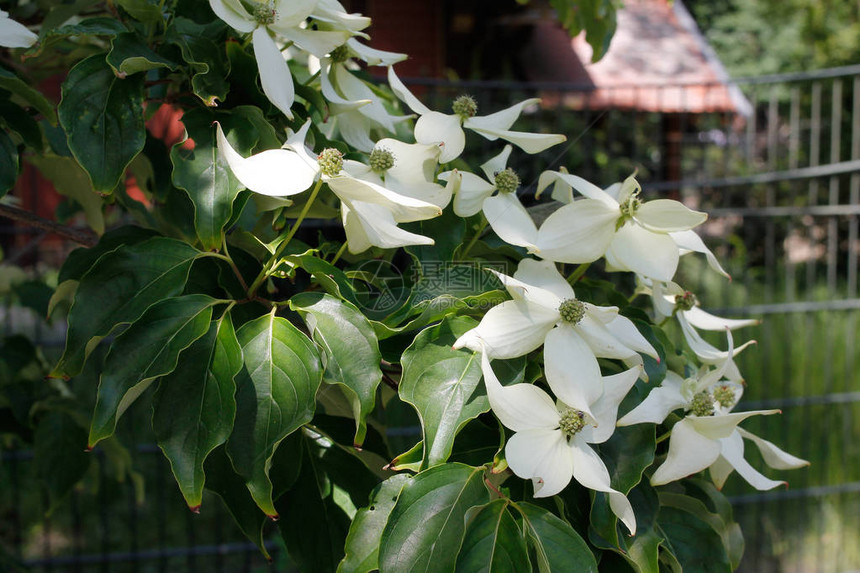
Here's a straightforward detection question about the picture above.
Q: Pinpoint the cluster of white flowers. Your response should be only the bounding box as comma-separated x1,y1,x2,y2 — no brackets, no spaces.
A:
204,0,808,534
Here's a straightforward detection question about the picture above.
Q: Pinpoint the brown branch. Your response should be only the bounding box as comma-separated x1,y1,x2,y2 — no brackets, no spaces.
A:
0,203,98,247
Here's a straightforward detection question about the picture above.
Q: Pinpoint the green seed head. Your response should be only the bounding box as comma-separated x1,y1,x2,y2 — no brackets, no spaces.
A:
493,168,520,194
558,298,586,325
329,44,351,64
559,408,586,439
252,1,277,25
369,147,395,173
317,148,344,177
713,385,736,409
674,291,698,312
690,391,715,417
452,95,478,120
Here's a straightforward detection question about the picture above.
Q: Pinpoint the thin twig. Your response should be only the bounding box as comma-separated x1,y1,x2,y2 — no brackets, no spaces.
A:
0,203,98,247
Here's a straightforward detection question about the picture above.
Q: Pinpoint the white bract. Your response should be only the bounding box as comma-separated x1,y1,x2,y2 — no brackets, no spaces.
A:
532,172,709,281
216,120,442,252
454,259,657,414
387,66,566,163
208,0,355,119
0,9,37,48
618,332,808,489
481,351,640,534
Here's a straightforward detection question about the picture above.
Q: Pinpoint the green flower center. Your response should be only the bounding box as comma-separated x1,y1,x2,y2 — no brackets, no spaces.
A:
559,408,586,439
493,168,520,194
690,391,715,417
317,148,344,177
452,95,478,120
616,191,641,230
369,147,395,173
558,298,585,324
674,291,698,312
329,44,351,64
713,385,736,409
252,1,277,25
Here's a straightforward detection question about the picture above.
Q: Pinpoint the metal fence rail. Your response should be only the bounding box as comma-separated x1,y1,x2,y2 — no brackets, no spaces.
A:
2,65,859,572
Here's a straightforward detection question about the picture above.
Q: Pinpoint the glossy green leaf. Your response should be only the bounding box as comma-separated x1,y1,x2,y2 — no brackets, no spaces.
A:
286,251,359,307
165,17,230,106
379,463,489,573
204,446,270,559
455,499,530,573
682,479,744,569
88,294,217,447
0,98,43,151
0,130,17,196
58,226,158,283
28,154,105,234
171,107,276,251
227,313,323,517
52,237,202,378
58,54,145,192
34,410,91,512
116,0,163,23
0,68,56,123
602,423,656,494
657,505,732,573
290,292,382,446
276,434,352,573
338,474,410,573
659,492,743,571
517,502,598,573
153,313,242,509
400,317,507,469
107,32,178,76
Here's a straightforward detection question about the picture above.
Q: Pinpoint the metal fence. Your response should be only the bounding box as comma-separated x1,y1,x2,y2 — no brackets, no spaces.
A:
2,65,859,572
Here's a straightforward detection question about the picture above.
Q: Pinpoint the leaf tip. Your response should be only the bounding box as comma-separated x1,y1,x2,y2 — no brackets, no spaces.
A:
267,513,280,522
188,504,201,514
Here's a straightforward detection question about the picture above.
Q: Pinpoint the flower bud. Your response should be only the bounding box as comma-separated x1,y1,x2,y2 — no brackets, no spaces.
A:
558,299,586,325
369,147,395,173
452,95,478,120
318,148,344,177
494,168,520,194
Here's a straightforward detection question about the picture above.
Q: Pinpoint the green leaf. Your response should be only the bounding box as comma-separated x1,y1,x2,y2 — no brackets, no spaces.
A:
379,463,490,573
338,474,410,573
0,98,43,151
58,54,146,192
286,251,359,307
516,502,598,573
88,294,218,447
602,423,656,494
0,68,56,123
455,499,530,573
52,237,202,378
107,32,178,76
58,225,158,283
0,130,17,196
171,107,274,251
275,434,352,573
11,279,53,318
290,292,382,446
657,505,732,573
400,316,523,469
165,17,230,106
116,0,164,23
681,479,744,569
227,312,323,517
34,410,91,512
659,492,743,570
203,446,270,559
153,312,242,509
28,154,105,234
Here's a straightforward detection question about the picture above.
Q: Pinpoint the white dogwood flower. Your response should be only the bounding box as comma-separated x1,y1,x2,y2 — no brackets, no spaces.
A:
344,139,453,209
216,121,441,252
319,39,411,151
531,171,708,281
438,145,521,218
454,259,656,414
387,66,565,163
640,279,758,382
208,0,352,118
618,332,808,489
0,9,37,48
481,351,640,534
